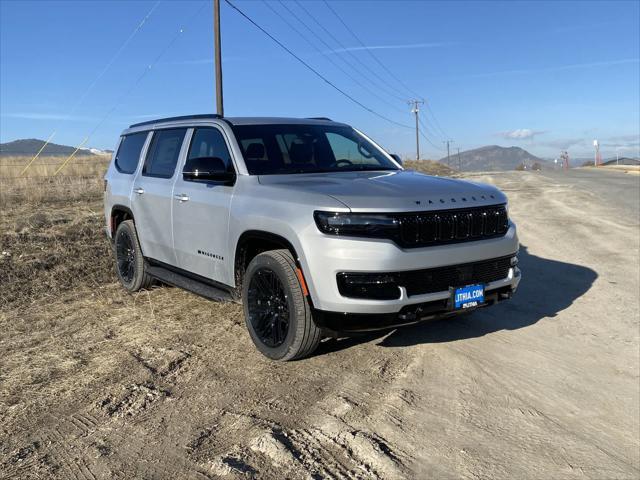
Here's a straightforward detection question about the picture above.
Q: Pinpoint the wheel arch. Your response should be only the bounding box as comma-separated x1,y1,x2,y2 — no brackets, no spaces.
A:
110,204,135,237
233,230,310,300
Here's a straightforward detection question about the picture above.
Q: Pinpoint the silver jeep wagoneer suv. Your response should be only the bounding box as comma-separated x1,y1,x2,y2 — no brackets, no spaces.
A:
104,115,521,360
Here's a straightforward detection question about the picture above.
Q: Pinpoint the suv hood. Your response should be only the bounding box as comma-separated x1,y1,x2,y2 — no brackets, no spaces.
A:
257,170,506,212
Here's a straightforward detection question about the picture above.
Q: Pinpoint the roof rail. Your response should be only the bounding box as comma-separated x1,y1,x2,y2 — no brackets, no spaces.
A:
129,114,222,128
306,117,333,121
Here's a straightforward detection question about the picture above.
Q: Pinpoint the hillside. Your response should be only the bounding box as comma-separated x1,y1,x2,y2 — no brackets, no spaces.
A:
0,139,111,157
439,145,546,171
404,159,458,176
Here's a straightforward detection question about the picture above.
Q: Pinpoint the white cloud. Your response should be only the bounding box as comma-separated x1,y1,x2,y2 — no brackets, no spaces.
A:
498,129,546,140
469,58,639,78
1,112,96,121
323,42,453,55
606,134,640,143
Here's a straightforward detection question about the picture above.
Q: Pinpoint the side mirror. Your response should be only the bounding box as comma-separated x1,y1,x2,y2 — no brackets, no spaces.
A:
183,157,236,183
390,154,403,166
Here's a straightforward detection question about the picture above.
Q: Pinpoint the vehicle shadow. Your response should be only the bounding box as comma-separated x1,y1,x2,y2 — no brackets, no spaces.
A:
315,245,597,354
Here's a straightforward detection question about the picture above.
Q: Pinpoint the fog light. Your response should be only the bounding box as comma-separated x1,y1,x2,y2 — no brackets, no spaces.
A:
337,273,400,300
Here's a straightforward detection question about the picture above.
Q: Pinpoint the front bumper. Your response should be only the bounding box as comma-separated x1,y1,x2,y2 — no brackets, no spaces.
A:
299,221,520,314
313,274,520,335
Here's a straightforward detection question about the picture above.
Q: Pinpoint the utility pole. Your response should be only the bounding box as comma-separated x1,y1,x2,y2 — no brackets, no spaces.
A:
443,140,454,166
408,99,424,160
457,147,461,170
214,0,224,116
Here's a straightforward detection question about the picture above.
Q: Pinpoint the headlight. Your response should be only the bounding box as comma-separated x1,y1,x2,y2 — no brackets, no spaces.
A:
314,211,400,237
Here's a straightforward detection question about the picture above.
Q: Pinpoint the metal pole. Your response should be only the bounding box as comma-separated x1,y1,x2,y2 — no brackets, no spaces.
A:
457,147,461,170
408,100,423,160
414,107,420,160
214,0,224,116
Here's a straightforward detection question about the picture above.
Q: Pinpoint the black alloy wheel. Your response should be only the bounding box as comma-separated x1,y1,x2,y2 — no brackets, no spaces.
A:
247,268,290,348
116,229,136,283
242,249,321,361
113,219,153,292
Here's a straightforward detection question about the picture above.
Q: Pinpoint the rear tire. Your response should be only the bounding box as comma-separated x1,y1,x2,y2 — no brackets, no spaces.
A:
114,219,153,292
242,249,321,361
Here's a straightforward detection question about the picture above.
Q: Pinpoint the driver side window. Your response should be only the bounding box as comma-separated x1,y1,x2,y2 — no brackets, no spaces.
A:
188,127,234,171
325,132,373,165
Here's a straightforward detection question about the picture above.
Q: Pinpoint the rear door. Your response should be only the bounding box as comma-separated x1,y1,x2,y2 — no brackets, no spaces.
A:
172,126,236,285
104,131,150,230
131,128,188,265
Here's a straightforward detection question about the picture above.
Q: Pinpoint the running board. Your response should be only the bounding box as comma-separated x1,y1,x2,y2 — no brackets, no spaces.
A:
146,263,235,303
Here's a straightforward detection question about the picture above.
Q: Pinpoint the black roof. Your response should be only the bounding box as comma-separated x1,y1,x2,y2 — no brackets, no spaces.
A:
129,114,221,128
128,114,337,129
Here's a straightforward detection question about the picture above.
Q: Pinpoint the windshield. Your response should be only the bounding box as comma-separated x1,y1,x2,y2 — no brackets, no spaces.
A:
231,124,399,175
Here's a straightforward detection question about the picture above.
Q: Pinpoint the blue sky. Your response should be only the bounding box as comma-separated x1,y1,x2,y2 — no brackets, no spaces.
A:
1,0,638,160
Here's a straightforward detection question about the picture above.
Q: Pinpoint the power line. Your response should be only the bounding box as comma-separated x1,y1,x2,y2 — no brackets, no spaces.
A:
418,113,445,143
224,0,412,129
321,1,454,144
322,0,422,100
56,2,208,175
425,103,450,140
418,117,446,151
70,0,162,117
264,1,406,115
21,0,161,175
292,0,407,104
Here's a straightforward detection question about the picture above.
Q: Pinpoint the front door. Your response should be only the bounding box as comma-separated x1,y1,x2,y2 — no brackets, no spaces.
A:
172,126,236,286
131,127,187,266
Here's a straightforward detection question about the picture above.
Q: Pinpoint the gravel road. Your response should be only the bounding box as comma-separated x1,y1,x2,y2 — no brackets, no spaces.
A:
1,169,638,479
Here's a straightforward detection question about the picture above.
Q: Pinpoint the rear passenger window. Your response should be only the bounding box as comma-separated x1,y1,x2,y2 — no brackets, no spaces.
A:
142,128,187,178
115,132,148,174
188,128,234,170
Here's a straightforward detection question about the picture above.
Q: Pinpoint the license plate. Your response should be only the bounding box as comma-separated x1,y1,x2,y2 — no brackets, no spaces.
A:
453,284,484,310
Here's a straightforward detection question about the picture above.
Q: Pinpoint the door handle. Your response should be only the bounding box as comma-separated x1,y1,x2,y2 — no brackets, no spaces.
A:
174,193,190,202
133,187,144,195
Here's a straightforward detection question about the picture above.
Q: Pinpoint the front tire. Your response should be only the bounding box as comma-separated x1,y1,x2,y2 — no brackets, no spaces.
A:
242,249,321,361
114,219,152,292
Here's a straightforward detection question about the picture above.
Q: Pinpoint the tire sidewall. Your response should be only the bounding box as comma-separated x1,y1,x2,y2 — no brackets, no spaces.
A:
242,253,302,360
114,221,145,292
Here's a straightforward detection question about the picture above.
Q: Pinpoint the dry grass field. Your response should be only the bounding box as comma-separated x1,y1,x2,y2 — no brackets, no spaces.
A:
1,160,638,479
0,155,110,204
403,159,458,176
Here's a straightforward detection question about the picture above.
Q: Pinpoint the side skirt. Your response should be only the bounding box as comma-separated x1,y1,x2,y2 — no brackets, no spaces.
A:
145,259,238,303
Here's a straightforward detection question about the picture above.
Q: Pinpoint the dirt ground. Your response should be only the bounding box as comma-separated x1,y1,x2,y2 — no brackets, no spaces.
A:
1,170,638,479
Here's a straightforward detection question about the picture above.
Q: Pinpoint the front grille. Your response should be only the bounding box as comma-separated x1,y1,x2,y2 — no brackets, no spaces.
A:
396,205,508,248
400,256,512,296
337,255,513,300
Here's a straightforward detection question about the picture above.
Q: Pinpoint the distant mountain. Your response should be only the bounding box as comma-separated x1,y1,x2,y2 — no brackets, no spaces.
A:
0,138,108,157
601,157,639,166
573,156,640,166
438,145,547,171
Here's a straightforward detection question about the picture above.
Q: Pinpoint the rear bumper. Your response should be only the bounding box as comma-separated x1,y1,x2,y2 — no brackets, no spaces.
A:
312,268,520,335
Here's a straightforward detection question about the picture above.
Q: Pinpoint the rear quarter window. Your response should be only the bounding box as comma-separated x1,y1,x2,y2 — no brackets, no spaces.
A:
115,132,148,174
